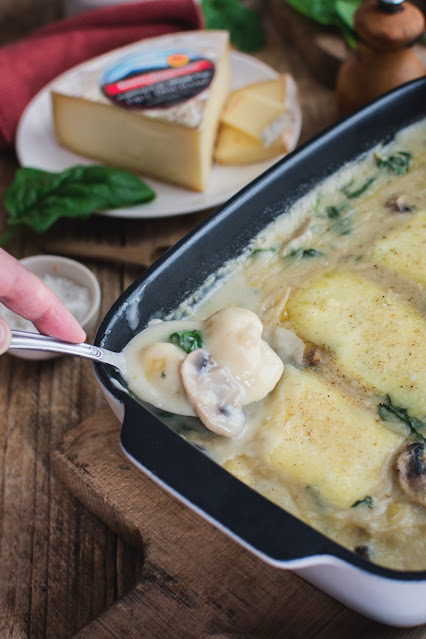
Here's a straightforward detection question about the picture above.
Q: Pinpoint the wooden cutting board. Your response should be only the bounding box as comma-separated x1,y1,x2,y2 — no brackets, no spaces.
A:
51,408,426,639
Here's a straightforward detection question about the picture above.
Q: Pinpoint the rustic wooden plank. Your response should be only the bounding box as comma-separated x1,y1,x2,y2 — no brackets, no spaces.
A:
43,209,212,267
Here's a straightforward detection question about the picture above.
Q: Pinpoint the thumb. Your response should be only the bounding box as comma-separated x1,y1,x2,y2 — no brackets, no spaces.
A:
0,316,11,355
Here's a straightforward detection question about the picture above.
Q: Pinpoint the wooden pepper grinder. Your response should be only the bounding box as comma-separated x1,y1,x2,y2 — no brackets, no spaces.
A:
337,0,425,116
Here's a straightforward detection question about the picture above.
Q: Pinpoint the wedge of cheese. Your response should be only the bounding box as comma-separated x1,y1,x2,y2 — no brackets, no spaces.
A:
237,76,291,102
286,271,426,420
262,366,401,508
372,210,426,286
51,31,231,192
214,74,301,165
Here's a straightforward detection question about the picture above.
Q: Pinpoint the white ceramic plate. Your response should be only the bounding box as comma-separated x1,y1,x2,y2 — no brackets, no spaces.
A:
16,52,281,219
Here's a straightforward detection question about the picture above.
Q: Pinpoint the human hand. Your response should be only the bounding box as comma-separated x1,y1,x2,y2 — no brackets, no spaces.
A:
0,248,86,355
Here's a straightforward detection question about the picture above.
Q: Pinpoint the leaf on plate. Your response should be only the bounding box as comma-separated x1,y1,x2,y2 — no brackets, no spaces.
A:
0,165,156,245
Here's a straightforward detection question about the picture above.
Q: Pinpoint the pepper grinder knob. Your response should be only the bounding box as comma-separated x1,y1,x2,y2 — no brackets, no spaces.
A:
336,0,425,116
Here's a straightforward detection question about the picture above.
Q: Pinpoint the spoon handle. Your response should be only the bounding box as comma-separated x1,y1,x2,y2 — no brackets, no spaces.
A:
9,330,126,376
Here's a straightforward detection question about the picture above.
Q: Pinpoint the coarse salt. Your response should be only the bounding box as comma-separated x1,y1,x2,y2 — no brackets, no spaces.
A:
0,273,91,332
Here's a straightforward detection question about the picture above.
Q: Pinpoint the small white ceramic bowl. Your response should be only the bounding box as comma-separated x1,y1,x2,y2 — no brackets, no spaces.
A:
2,255,102,360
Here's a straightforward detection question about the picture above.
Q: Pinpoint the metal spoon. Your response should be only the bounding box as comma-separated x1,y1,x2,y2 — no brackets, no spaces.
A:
8,330,127,378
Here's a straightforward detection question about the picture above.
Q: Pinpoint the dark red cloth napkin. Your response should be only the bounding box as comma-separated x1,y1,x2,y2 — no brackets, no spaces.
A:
0,0,204,151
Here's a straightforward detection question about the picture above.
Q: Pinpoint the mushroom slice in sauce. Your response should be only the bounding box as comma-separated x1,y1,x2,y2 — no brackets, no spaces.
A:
395,443,426,508
180,348,246,438
385,194,412,213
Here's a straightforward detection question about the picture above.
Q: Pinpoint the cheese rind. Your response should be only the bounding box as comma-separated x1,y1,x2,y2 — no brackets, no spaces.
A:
51,31,231,192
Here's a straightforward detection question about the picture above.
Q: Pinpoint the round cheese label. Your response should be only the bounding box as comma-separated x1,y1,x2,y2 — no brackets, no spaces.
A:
100,49,215,109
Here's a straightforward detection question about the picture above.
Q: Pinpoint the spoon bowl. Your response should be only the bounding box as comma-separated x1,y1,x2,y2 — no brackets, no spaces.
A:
8,330,127,379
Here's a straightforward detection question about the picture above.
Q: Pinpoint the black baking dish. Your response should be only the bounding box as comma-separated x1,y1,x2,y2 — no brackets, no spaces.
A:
94,77,426,627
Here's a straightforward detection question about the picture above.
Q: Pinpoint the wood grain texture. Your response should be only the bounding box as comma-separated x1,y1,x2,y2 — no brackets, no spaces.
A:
42,210,212,267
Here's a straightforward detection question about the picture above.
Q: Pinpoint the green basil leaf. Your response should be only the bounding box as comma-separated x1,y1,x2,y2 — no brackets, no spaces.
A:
170,330,205,354
1,165,155,244
201,0,265,53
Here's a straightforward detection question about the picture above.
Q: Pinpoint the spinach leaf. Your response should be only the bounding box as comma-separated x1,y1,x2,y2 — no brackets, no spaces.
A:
375,151,411,175
378,396,426,441
289,247,325,258
326,205,343,219
333,216,353,235
170,330,205,354
1,165,155,245
201,0,265,52
352,496,373,508
326,205,353,235
341,176,377,199
249,247,277,257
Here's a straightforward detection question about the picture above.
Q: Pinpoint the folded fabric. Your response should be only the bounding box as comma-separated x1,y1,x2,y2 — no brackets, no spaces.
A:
0,0,204,151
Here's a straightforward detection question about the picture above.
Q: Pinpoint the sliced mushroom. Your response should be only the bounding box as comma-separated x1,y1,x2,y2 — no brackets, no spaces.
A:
385,194,412,213
395,443,426,508
180,348,246,438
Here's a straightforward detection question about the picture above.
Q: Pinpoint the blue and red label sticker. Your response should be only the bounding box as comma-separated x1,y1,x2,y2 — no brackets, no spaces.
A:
100,49,215,109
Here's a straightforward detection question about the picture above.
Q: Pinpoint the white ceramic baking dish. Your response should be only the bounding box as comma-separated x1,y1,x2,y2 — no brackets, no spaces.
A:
94,77,426,628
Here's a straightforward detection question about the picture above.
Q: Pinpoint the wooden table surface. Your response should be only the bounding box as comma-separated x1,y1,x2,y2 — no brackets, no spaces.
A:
0,2,424,638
